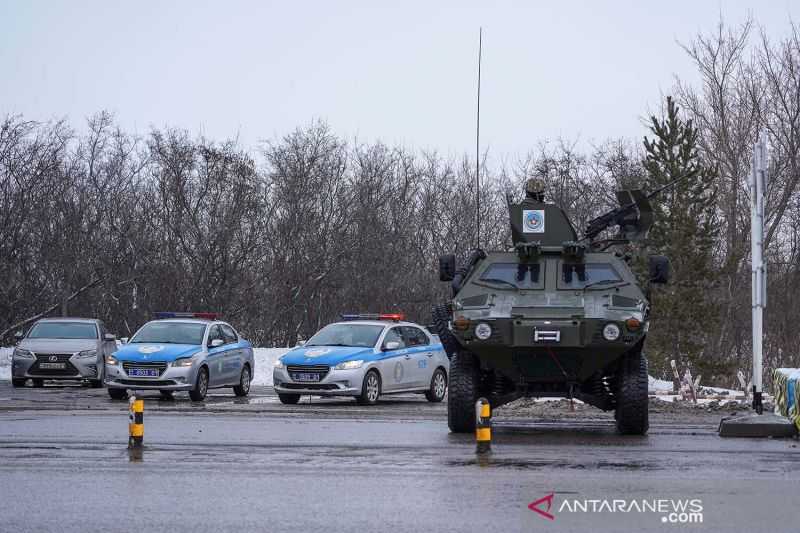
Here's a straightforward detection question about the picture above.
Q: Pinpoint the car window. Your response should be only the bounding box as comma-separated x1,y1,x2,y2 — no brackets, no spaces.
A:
129,322,206,345
207,325,224,345
306,324,385,347
401,327,429,347
383,328,406,349
559,262,622,289
221,324,238,344
28,322,98,339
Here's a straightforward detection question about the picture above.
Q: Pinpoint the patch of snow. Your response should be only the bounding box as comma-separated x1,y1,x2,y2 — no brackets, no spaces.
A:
648,375,674,392
0,347,12,381
252,347,291,386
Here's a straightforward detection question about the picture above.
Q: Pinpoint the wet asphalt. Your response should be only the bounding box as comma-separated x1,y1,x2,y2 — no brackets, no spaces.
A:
0,381,798,533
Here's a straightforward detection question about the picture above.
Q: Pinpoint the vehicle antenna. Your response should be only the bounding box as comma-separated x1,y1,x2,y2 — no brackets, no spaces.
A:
475,27,482,249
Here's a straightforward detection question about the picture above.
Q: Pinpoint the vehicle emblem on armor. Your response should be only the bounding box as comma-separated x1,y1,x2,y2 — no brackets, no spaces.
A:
49,355,58,362
522,209,545,233
138,345,164,354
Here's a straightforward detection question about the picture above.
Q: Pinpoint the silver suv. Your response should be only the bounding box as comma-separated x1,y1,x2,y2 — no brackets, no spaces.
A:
10,318,117,388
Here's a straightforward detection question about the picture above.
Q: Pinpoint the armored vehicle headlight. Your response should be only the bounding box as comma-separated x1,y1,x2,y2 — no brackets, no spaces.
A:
474,323,492,340
602,323,621,341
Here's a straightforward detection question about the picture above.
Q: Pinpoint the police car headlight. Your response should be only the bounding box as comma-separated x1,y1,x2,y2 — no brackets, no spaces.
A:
474,323,492,340
335,360,364,370
77,349,97,359
274,358,285,369
13,348,34,359
602,323,621,341
105,354,118,365
172,356,197,368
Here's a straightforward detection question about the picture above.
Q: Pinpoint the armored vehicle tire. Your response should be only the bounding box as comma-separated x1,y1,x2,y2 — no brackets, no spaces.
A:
11,378,26,388
615,350,649,435
189,367,209,401
356,370,381,405
425,368,447,402
448,351,480,433
278,393,301,404
431,304,459,357
108,387,128,400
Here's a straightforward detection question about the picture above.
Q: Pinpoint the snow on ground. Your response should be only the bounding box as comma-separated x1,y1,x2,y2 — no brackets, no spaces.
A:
648,375,674,392
0,347,11,381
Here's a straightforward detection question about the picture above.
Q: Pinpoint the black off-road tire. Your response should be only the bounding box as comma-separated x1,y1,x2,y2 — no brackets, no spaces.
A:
108,387,128,400
233,365,251,397
11,378,26,388
615,350,649,435
447,351,480,433
189,367,209,401
278,393,301,404
431,304,459,358
425,368,447,402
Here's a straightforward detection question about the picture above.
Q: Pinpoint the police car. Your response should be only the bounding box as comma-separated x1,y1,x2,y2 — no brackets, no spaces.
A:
105,312,255,401
273,314,449,405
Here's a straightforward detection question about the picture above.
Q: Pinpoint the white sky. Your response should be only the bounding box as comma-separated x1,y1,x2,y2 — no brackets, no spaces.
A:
1,1,797,160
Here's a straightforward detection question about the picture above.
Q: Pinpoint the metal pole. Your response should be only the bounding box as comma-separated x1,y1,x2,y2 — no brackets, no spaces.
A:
475,27,482,248
751,131,768,414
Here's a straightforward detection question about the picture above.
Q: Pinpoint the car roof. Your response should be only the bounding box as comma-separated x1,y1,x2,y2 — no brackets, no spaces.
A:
150,318,215,324
333,320,421,328
37,317,99,323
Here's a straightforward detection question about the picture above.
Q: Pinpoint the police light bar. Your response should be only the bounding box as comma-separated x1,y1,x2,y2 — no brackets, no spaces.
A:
154,312,219,320
340,313,405,322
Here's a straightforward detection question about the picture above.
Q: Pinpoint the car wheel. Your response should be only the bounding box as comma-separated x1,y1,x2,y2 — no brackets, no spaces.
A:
31,378,44,388
189,367,209,401
615,349,649,435
159,390,174,400
448,350,479,433
425,368,447,403
233,365,251,397
356,370,381,405
11,378,26,388
108,387,128,400
278,393,300,404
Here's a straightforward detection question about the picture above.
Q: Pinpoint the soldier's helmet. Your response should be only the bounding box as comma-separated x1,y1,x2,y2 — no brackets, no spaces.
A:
524,178,546,202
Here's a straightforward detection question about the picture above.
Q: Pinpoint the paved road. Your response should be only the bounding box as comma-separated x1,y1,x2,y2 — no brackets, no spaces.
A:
0,382,798,532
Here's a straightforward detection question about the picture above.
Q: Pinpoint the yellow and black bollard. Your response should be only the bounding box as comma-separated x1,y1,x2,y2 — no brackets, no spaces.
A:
475,397,491,454
128,395,144,449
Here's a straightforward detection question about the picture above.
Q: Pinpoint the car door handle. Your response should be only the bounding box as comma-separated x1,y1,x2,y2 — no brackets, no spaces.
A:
425,352,433,357
404,355,411,360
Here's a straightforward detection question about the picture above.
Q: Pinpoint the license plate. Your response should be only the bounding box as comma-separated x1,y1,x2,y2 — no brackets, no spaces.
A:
129,368,160,377
39,362,65,369
291,372,320,382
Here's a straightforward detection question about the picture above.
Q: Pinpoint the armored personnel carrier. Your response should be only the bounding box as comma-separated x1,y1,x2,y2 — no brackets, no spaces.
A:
433,179,671,435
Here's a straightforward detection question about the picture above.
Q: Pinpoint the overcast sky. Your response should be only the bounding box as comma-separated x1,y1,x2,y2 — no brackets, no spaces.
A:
1,1,797,160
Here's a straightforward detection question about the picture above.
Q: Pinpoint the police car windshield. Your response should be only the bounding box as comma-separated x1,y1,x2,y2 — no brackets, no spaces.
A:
28,322,97,339
306,324,384,348
130,322,207,345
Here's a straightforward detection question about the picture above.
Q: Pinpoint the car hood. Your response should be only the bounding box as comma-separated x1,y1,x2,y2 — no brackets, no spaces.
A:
114,343,201,362
280,346,375,366
19,338,98,354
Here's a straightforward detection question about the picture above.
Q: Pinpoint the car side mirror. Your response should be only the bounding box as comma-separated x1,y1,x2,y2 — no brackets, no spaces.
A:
209,339,224,348
384,341,401,351
648,255,670,284
120,337,129,344
104,333,116,341
439,254,456,282
14,330,24,340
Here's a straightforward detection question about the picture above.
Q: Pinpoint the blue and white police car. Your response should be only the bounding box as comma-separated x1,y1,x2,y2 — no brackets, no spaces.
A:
273,314,449,405
105,312,255,401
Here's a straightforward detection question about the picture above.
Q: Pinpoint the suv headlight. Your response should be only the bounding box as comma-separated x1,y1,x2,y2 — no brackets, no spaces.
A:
274,358,285,369
474,323,492,340
602,323,621,341
77,350,97,359
335,360,364,370
105,354,118,365
13,348,34,359
172,356,197,368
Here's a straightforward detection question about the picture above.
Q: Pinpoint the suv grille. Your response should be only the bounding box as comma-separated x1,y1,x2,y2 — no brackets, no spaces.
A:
286,364,330,381
29,353,80,376
122,361,168,377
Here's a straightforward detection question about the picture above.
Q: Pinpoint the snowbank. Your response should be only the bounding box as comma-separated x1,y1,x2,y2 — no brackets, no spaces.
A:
0,346,290,385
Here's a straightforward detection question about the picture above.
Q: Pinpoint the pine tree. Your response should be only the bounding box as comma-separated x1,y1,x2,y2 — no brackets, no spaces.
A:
642,97,724,381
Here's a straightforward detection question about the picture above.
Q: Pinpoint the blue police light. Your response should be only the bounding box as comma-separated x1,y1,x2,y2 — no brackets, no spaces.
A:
340,313,405,322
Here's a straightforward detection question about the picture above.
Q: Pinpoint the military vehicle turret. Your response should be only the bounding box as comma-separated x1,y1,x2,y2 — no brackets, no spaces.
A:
433,178,673,435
